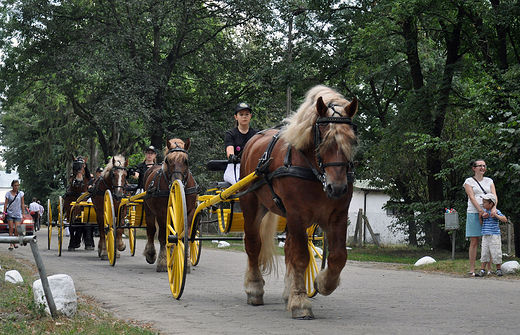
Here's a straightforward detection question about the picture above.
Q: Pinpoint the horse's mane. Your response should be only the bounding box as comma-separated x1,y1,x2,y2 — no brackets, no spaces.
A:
281,85,357,159
103,155,126,177
164,139,188,164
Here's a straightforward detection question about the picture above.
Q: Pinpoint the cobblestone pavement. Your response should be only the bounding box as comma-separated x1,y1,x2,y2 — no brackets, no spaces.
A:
4,227,520,335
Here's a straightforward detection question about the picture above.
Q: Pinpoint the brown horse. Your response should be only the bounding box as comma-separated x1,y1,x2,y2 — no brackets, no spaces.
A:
63,156,94,250
142,139,198,272
90,155,129,259
240,85,358,319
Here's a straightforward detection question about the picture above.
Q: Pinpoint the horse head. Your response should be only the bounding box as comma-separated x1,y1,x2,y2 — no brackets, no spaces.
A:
163,138,190,185
315,96,358,199
72,156,88,188
104,155,129,201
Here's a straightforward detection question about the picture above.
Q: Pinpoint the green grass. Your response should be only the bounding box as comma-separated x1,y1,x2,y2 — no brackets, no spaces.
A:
347,244,520,277
0,253,158,335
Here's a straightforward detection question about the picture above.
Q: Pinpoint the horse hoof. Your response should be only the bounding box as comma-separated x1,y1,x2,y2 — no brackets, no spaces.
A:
246,294,264,306
156,265,167,272
291,308,315,320
100,254,108,261
117,243,126,252
85,246,94,251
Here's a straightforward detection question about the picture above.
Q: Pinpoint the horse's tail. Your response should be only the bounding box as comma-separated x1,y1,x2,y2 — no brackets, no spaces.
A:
259,211,280,276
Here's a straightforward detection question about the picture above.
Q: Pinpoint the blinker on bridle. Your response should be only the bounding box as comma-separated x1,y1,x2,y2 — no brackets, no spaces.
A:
312,103,357,187
165,147,189,185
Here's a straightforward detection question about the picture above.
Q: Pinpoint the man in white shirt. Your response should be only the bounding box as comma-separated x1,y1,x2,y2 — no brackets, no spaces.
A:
29,198,41,231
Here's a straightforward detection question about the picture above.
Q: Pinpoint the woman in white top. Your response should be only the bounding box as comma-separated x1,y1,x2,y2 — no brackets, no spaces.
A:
4,180,25,250
463,159,497,276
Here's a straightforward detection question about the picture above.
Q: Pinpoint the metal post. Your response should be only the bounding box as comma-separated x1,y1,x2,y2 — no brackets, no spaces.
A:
29,239,58,317
451,230,456,260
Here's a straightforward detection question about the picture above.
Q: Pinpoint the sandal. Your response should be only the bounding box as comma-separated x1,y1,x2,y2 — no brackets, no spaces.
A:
8,246,13,251
468,272,476,277
13,244,18,249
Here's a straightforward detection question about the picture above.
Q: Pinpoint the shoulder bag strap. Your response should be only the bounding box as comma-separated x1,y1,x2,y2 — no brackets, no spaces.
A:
6,192,19,211
472,177,487,194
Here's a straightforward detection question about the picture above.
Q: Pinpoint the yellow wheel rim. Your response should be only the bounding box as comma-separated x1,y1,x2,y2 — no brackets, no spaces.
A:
104,190,117,266
58,196,64,256
166,180,188,299
47,199,53,250
305,224,323,298
190,230,201,266
129,227,136,256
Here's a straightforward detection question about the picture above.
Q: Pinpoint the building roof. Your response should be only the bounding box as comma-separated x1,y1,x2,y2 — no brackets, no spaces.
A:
354,180,385,192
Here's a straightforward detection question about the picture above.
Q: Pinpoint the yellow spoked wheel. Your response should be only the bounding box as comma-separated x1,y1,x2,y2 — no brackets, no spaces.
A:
129,227,136,256
305,224,326,298
104,190,117,266
166,180,188,299
190,213,202,266
47,199,53,250
58,196,64,256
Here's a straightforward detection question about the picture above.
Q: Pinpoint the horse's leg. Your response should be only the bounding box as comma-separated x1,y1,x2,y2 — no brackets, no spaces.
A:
143,204,157,264
242,197,267,306
284,216,314,319
84,223,95,250
155,212,167,272
97,217,108,260
314,222,348,296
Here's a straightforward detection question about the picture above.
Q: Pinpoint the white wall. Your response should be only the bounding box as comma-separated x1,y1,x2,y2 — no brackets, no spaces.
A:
0,170,19,200
347,185,406,245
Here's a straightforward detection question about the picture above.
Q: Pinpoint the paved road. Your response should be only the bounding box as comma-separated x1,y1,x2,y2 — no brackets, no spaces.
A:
3,227,520,334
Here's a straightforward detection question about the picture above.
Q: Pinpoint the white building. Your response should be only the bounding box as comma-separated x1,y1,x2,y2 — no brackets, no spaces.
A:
348,180,406,245
0,170,20,200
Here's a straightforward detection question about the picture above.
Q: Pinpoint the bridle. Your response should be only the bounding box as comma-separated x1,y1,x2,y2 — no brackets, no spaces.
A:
164,146,190,187
109,165,128,197
310,103,358,186
71,159,87,188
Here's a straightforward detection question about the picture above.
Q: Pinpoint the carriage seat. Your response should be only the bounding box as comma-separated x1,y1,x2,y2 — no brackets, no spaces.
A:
208,181,232,189
207,160,229,171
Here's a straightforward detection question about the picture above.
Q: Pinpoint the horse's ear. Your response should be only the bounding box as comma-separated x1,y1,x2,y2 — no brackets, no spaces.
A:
124,159,129,167
166,139,172,150
344,97,358,118
84,156,88,163
316,97,328,117
184,139,191,151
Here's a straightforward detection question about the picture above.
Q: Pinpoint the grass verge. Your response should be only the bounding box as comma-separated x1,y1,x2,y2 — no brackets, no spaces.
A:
0,252,158,335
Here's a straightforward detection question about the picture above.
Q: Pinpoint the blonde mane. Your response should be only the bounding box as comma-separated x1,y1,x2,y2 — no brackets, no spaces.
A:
103,154,126,177
281,85,357,160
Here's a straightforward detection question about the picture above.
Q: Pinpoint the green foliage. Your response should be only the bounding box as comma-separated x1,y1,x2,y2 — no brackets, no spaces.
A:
2,0,520,251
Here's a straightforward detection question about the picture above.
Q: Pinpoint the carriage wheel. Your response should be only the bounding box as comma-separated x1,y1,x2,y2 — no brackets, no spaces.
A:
129,227,136,256
47,199,53,250
58,196,64,256
189,213,202,266
166,180,188,299
305,239,320,298
305,224,326,298
104,190,117,266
